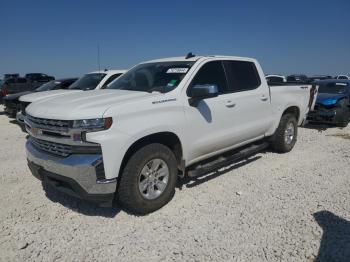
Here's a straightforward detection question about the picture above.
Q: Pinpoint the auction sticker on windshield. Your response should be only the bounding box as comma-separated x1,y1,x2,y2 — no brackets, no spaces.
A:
166,68,189,73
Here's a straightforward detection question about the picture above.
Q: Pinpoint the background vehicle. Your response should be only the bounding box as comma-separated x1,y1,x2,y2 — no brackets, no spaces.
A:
25,73,54,82
3,78,77,118
0,82,6,104
307,80,350,127
265,74,286,84
1,74,20,103
2,73,55,95
19,70,126,112
286,74,308,82
24,55,317,214
4,73,19,80
335,75,349,80
308,75,333,82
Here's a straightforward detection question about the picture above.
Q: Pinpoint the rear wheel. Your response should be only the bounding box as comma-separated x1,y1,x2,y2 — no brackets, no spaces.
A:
270,114,298,153
118,143,178,215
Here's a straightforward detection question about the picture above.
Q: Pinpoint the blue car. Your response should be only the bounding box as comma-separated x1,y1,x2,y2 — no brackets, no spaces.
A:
307,80,350,127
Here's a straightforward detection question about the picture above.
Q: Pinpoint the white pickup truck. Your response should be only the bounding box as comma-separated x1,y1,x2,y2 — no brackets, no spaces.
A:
24,55,317,214
17,70,126,123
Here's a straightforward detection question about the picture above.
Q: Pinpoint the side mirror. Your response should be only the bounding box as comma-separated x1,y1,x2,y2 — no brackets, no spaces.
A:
189,84,219,106
189,84,219,99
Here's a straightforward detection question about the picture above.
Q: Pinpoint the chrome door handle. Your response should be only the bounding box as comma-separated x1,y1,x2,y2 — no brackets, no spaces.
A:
260,95,268,101
225,101,236,108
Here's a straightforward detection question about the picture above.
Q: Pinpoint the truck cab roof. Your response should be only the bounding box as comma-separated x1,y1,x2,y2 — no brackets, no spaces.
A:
144,55,257,64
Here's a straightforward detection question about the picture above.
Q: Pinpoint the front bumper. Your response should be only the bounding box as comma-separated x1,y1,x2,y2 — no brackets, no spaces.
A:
26,140,117,206
16,112,25,124
307,109,337,123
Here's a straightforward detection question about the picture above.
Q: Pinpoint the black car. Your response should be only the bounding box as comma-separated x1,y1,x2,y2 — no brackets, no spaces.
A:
308,75,333,82
3,78,77,117
286,74,309,82
25,73,54,82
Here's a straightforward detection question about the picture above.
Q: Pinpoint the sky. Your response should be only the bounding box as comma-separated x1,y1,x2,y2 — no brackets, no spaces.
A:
0,0,349,78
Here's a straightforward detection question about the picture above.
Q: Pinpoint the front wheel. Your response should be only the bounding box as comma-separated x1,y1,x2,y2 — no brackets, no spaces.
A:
270,114,298,153
336,100,350,127
118,143,178,215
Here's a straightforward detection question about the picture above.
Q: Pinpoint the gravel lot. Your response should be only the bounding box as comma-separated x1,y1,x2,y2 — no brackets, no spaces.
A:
0,104,350,262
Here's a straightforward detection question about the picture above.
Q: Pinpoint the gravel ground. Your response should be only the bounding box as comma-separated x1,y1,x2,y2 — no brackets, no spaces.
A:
0,104,350,262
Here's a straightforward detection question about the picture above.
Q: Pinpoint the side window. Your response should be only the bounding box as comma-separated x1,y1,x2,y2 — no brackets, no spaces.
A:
101,74,122,88
224,61,261,92
188,61,228,96
17,78,27,83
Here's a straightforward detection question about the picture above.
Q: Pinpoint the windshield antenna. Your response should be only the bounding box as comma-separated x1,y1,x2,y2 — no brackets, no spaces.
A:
97,44,101,73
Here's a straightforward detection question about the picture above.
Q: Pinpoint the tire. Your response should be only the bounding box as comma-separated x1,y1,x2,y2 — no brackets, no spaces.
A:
118,143,178,215
270,114,298,153
335,100,349,127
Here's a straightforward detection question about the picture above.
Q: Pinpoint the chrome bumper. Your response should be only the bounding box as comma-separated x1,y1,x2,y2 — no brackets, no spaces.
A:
26,140,117,203
16,112,25,124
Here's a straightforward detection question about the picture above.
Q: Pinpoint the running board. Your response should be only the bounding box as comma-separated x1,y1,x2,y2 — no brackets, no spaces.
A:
187,142,269,178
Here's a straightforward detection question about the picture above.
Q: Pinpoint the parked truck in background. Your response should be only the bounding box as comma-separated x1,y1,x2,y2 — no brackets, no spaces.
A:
3,78,78,118
24,55,317,214
3,73,19,80
18,70,126,122
1,73,54,95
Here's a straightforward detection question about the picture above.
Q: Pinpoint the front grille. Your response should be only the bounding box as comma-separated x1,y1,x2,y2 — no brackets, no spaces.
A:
26,114,70,132
30,137,72,157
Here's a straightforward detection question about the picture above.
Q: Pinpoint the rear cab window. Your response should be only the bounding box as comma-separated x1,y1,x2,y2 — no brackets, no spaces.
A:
223,60,261,93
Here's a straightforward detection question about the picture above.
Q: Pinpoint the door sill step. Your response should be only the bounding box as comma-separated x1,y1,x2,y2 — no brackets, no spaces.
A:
187,142,269,178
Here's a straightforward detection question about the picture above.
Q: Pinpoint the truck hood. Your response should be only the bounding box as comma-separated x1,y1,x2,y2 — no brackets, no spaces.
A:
19,89,81,103
316,93,347,106
26,89,153,120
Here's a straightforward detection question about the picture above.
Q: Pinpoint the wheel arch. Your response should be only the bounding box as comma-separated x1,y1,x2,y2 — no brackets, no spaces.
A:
282,106,300,122
117,132,183,182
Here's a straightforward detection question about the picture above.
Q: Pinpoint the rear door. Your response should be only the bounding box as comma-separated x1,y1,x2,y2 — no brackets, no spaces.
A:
222,60,272,143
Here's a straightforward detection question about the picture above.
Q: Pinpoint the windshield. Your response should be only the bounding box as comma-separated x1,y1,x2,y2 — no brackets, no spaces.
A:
69,73,106,91
107,61,195,93
318,82,348,94
36,80,61,91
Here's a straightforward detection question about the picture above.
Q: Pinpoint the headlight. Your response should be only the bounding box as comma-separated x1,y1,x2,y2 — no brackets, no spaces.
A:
323,99,338,106
72,117,113,130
